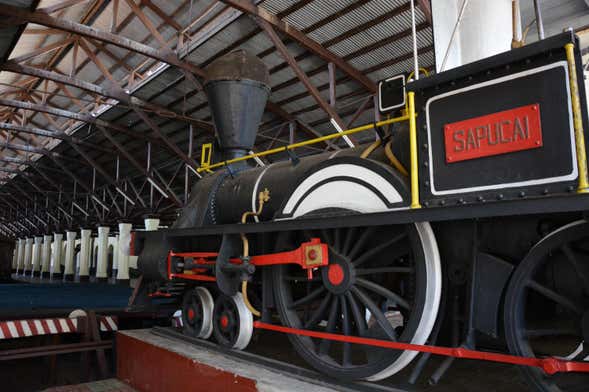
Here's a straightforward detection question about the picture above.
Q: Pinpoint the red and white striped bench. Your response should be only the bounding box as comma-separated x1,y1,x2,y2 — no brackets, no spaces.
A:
0,315,118,340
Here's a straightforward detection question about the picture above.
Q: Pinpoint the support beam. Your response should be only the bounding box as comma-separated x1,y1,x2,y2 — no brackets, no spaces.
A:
96,125,183,207
416,0,432,24
220,0,376,93
132,108,202,177
0,97,159,143
1,62,213,131
0,122,137,205
141,0,183,32
38,0,91,14
69,40,203,173
258,20,354,147
0,122,111,153
0,5,206,78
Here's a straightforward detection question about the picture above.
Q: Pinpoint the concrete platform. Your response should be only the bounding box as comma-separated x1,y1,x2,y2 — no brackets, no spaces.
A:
42,379,136,392
117,329,404,392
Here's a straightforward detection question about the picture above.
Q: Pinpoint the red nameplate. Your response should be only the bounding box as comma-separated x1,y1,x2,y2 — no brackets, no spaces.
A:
444,104,543,163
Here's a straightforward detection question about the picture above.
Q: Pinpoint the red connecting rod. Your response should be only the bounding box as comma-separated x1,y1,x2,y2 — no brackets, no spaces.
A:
253,322,589,375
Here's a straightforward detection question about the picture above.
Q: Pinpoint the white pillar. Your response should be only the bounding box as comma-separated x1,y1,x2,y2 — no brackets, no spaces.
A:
96,226,110,282
144,218,160,231
51,233,63,278
11,241,18,272
23,238,33,276
16,239,25,274
41,235,52,278
31,236,42,277
60,242,66,274
63,231,76,280
79,229,91,282
117,223,131,282
90,238,97,276
111,235,119,277
432,0,512,71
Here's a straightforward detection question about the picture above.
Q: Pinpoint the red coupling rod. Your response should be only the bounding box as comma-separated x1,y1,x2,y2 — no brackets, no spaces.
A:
253,322,589,375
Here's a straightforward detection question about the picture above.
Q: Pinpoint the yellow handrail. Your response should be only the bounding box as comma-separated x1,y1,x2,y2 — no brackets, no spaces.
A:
564,43,589,193
407,92,421,209
196,114,411,173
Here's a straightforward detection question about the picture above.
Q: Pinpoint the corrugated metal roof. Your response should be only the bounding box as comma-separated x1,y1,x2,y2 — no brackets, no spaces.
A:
0,0,437,214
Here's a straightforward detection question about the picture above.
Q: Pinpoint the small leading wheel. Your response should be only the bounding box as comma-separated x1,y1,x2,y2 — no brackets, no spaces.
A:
273,223,441,381
181,287,214,339
505,220,589,392
213,293,253,350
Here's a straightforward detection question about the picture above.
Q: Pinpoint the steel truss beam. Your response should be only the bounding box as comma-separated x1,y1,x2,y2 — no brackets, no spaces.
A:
1,61,213,132
1,64,204,177
0,5,206,78
220,0,377,94
0,122,111,154
258,20,355,148
0,98,158,143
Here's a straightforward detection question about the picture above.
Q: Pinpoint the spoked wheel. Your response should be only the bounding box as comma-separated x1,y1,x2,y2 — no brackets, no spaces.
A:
213,293,253,350
505,220,589,392
181,287,214,339
273,223,441,380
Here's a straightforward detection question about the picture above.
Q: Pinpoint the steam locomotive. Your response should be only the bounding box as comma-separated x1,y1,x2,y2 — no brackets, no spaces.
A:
135,32,589,391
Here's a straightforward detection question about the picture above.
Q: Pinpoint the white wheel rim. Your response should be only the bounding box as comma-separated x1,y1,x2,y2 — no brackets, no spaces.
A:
232,292,254,350
366,222,442,381
195,287,214,339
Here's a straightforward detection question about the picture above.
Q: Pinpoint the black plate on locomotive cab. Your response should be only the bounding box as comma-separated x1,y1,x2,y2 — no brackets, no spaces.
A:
425,61,576,196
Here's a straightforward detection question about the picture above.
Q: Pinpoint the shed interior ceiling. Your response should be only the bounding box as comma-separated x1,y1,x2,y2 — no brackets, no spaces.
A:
0,0,587,232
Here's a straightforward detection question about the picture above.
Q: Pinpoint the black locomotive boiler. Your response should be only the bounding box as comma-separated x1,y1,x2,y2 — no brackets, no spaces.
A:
135,33,589,391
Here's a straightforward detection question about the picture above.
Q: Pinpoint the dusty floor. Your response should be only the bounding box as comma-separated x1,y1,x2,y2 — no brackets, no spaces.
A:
42,379,135,392
246,329,530,392
0,328,537,392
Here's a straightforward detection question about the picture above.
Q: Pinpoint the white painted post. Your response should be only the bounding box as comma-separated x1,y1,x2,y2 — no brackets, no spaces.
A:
144,218,160,231
96,226,110,282
11,241,18,273
31,236,42,277
16,238,25,275
110,235,119,278
90,238,97,277
23,238,33,276
51,233,63,279
64,231,76,281
41,235,52,279
117,223,132,283
79,229,91,282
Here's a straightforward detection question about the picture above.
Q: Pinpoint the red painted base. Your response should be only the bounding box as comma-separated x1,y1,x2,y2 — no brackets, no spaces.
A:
117,332,257,392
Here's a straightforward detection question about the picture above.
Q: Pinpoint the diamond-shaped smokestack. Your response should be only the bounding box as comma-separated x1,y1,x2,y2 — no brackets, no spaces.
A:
204,50,271,161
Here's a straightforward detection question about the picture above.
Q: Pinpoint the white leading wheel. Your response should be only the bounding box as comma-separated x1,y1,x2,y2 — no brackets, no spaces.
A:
181,287,214,339
213,293,254,350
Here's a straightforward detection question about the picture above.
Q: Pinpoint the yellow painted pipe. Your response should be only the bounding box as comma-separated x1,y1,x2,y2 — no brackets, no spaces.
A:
408,92,421,209
564,43,589,193
197,115,411,173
